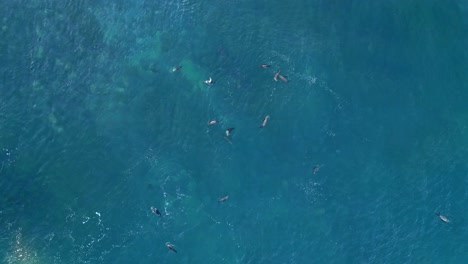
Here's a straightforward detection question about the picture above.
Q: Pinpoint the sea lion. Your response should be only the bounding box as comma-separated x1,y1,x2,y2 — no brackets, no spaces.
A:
172,66,182,72
313,165,319,174
226,128,235,137
260,115,270,128
278,74,288,83
274,70,280,81
260,64,271,68
435,212,450,223
166,242,177,253
204,77,214,85
218,195,229,202
151,206,162,216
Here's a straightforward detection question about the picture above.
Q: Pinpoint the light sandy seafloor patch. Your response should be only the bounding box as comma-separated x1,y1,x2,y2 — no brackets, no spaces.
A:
130,32,164,72
176,58,209,91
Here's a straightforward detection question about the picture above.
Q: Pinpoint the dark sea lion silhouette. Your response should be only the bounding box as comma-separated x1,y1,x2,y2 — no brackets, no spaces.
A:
225,128,235,137
151,206,162,216
166,242,177,253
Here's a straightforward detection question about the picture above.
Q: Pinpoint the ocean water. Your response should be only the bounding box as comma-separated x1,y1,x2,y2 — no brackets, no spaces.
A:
1,0,468,263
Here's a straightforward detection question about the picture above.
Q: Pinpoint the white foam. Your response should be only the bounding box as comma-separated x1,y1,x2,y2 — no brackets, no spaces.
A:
95,212,102,225
82,216,90,224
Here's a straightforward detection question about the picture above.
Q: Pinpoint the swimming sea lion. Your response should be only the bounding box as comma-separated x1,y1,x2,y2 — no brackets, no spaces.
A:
260,64,271,68
313,166,319,174
208,120,218,125
435,212,450,223
218,195,229,202
204,77,214,85
151,206,162,216
172,66,182,72
278,74,288,83
260,115,270,128
166,242,177,253
226,128,235,137
274,70,280,81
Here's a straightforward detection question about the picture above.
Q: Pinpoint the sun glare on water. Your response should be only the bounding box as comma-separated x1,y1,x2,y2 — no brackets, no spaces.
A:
4,229,44,264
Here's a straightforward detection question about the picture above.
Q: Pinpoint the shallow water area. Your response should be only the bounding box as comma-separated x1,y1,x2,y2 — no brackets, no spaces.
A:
1,0,468,263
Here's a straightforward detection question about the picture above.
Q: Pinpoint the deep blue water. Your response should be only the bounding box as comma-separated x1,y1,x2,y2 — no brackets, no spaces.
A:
1,0,468,263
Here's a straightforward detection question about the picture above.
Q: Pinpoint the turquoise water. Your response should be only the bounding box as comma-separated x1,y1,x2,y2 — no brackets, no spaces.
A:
1,0,468,263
